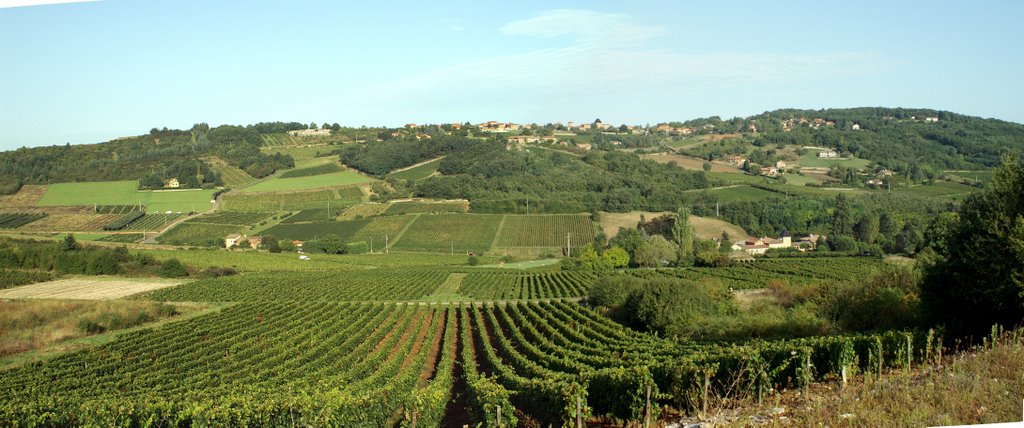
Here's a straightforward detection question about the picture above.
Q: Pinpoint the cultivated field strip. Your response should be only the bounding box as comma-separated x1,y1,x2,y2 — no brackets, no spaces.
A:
494,214,595,248
145,269,451,302
0,302,458,426
458,271,596,300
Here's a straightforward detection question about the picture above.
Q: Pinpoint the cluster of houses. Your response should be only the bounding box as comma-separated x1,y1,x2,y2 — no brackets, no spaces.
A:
225,234,303,251
817,150,839,158
287,128,331,137
730,234,821,255
780,117,837,132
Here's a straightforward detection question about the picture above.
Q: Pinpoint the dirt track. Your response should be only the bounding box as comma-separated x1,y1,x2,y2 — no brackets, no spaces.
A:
0,277,184,300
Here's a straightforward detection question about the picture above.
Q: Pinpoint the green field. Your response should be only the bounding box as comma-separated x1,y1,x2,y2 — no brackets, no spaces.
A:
259,218,371,242
894,180,978,201
278,162,343,179
703,185,780,202
780,173,822,186
221,188,363,211
239,171,372,192
208,161,255,187
387,158,441,180
799,153,872,169
36,181,215,213
706,172,773,184
946,170,995,183
352,215,417,248
495,214,595,248
391,213,502,254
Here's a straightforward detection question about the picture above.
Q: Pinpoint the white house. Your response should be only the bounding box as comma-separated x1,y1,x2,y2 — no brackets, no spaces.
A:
163,178,180,188
818,151,839,158
225,234,244,248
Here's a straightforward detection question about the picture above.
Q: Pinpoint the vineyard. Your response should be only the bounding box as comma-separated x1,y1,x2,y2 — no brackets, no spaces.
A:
93,205,142,214
16,213,120,231
0,295,935,426
208,158,256,188
122,213,181,231
187,211,275,225
279,162,343,178
222,188,362,211
155,223,242,246
495,214,595,248
384,201,468,215
628,257,885,290
279,208,342,223
259,219,370,242
458,271,596,300
351,215,417,248
0,213,47,229
391,214,502,254
96,233,143,243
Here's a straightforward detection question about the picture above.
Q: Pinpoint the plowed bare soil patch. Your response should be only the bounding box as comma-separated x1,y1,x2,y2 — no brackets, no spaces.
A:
0,277,184,300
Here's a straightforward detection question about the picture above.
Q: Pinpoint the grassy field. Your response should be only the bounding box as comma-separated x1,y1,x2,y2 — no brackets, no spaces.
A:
641,153,739,172
688,215,749,240
36,181,215,213
391,213,502,254
494,214,595,247
799,153,872,169
706,172,773,184
779,172,822,186
239,171,372,192
894,180,978,201
387,158,442,180
598,211,670,238
703,185,780,202
946,170,995,183
0,299,188,359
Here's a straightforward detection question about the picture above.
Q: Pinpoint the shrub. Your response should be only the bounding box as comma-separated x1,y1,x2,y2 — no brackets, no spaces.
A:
158,259,188,278
467,256,480,266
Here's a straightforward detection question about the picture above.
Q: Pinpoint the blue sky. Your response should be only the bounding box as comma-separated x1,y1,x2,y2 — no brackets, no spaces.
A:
1,0,1022,149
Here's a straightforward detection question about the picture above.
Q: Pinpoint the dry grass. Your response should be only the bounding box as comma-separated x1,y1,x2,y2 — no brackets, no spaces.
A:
599,211,747,241
641,153,740,172
677,331,1024,426
339,203,391,220
0,299,186,358
0,185,48,208
15,213,120,231
0,277,184,300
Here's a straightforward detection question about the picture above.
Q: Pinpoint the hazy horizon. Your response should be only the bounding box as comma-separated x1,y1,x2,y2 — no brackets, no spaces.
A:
2,0,1023,150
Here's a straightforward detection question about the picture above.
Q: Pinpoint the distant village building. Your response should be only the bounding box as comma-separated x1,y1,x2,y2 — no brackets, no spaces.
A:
725,155,747,167
775,160,787,169
288,128,331,137
732,235,819,254
760,166,780,177
225,234,244,249
163,178,180,188
575,143,592,150
818,151,839,158
478,121,519,132
246,236,263,249
851,123,861,130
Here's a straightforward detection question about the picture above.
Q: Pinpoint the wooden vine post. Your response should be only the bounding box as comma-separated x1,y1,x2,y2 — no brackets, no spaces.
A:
576,396,583,428
496,405,503,428
644,383,652,428
702,370,711,416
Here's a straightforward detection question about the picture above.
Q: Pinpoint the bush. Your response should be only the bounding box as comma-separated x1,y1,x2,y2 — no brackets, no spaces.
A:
158,258,188,278
587,275,642,309
467,256,480,266
622,278,732,336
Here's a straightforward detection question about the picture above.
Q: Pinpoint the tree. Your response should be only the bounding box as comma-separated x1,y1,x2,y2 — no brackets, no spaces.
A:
920,153,1024,337
854,213,879,244
830,193,853,236
262,235,281,253
61,234,80,252
601,246,630,269
314,234,347,254
158,258,188,278
702,162,712,172
467,255,480,266
671,207,695,266
879,211,898,237
633,235,678,268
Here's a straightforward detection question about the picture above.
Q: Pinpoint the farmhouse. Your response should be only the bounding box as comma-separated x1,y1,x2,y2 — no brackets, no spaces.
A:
575,143,592,151
731,236,792,255
794,234,821,250
246,236,263,249
163,178,180,188
760,166,779,177
225,234,244,249
725,155,746,167
818,151,839,158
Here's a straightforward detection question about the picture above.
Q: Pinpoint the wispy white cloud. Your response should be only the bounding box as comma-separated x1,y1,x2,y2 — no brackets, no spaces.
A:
501,9,664,46
354,9,887,120
0,0,99,9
